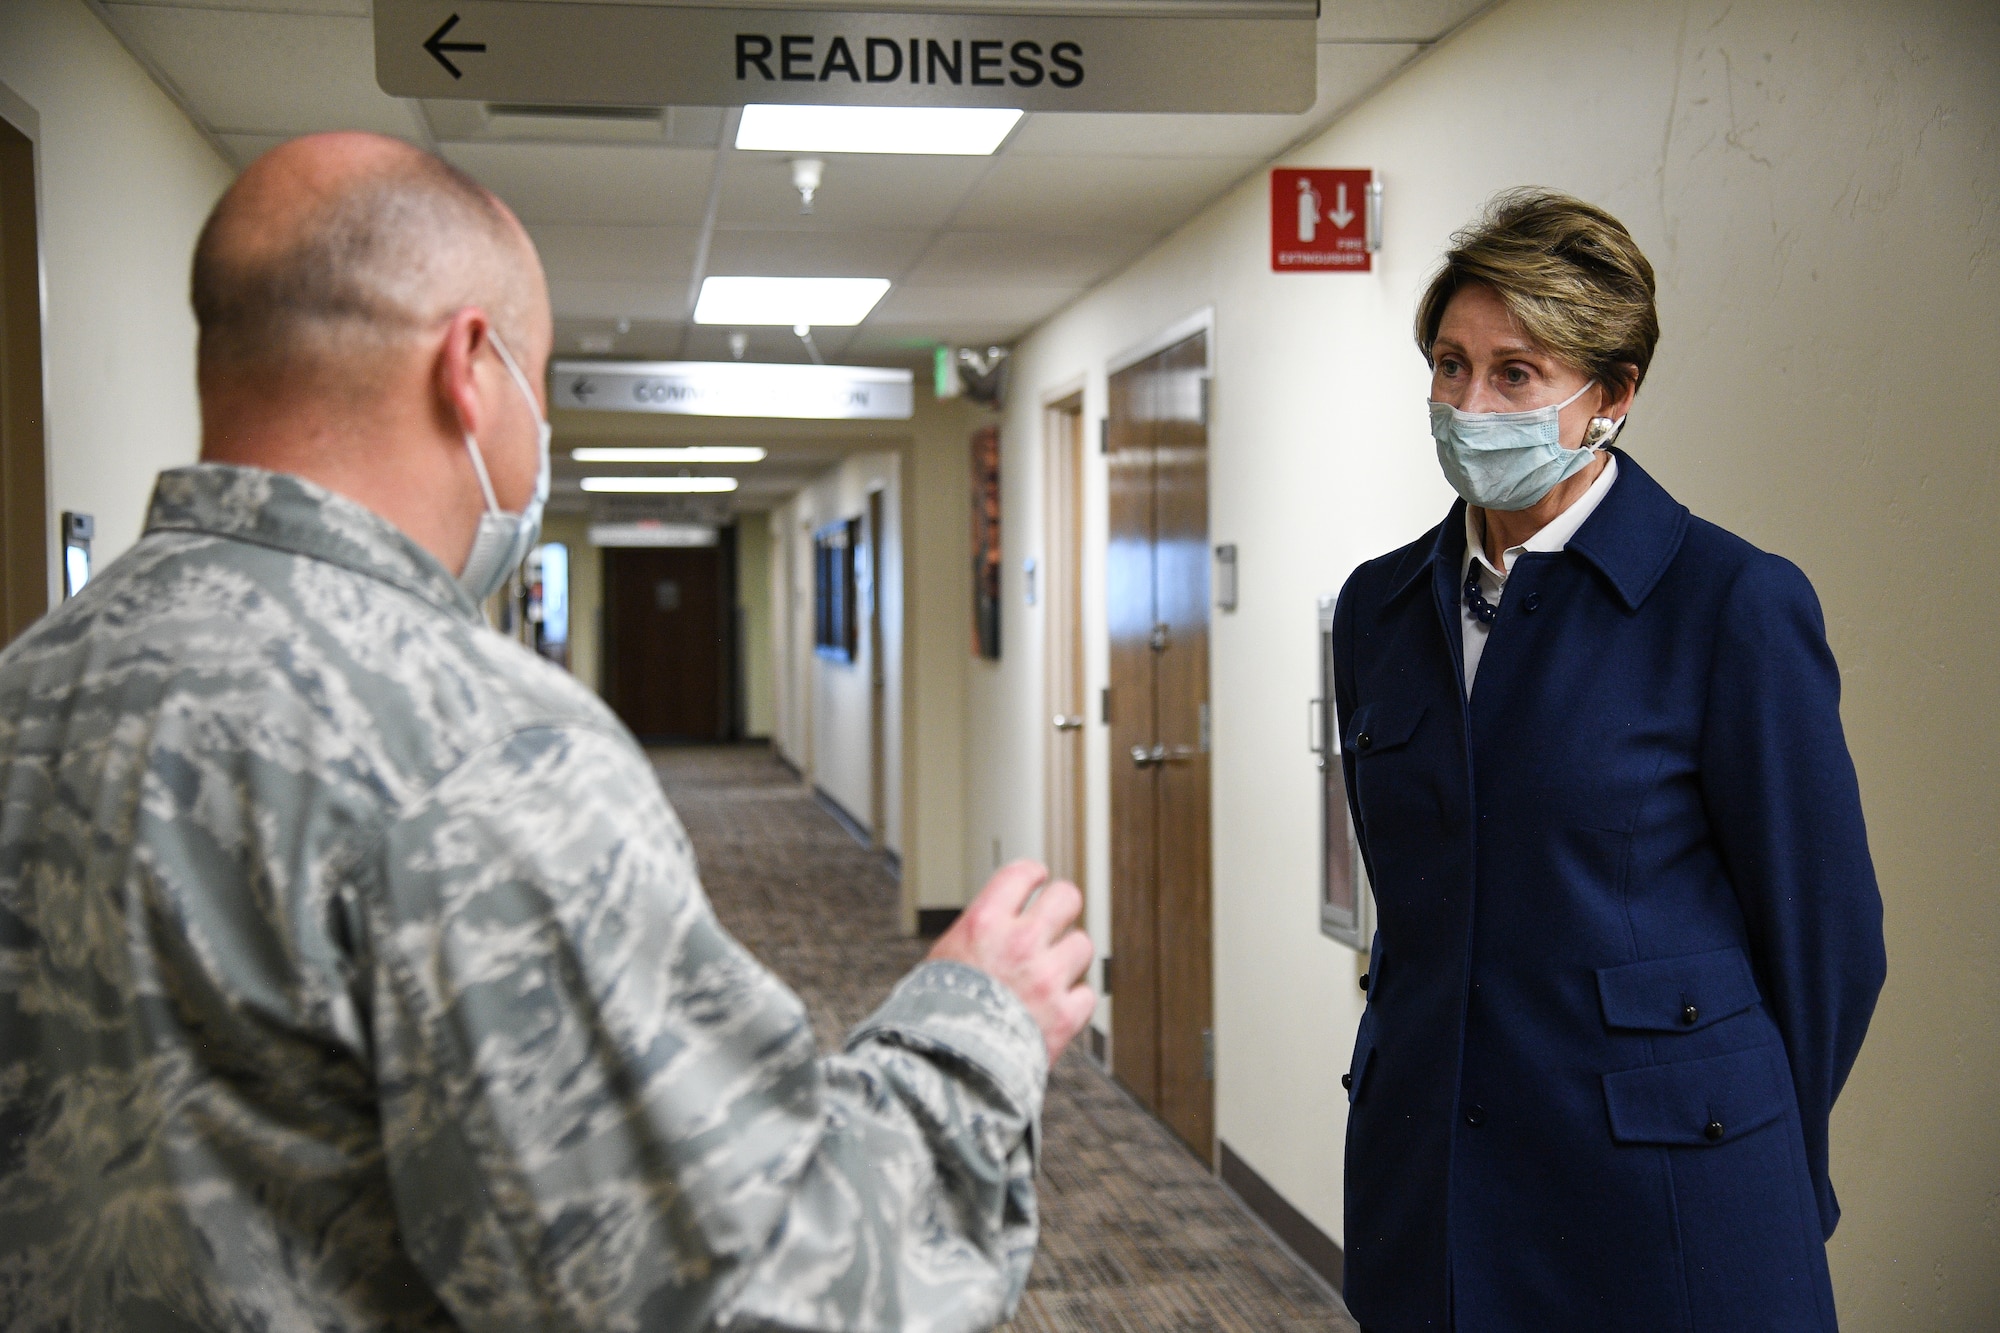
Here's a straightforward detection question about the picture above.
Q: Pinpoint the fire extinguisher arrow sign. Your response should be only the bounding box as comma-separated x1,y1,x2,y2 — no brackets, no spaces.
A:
1271,168,1374,273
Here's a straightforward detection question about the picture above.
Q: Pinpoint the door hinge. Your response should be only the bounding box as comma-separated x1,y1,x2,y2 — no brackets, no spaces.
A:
1098,417,1110,454
1100,686,1112,725
1101,955,1113,996
1149,622,1170,652
1199,701,1212,754
1201,1028,1215,1081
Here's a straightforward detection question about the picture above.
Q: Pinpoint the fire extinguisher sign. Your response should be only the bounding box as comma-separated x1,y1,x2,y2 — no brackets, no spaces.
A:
1271,168,1373,273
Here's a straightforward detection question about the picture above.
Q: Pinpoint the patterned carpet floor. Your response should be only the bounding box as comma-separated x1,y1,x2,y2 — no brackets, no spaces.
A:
649,745,1359,1333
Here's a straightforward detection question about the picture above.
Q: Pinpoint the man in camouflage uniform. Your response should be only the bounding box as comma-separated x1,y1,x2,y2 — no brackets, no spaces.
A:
0,133,1094,1331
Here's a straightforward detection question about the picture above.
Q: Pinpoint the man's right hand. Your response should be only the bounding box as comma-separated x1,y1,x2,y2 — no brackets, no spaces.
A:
926,860,1095,1067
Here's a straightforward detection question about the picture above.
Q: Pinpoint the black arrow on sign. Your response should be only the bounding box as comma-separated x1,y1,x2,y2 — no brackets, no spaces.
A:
424,14,487,80
571,377,596,402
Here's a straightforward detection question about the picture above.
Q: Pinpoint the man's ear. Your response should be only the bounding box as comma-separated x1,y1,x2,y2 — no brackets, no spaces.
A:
435,306,494,441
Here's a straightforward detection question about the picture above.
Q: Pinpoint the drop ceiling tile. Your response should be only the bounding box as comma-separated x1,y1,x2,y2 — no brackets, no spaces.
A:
902,230,1151,287
528,225,701,283
1308,42,1426,124
547,279,689,323
216,133,288,170
950,154,1251,235
100,6,423,139
704,229,933,278
112,0,368,11
441,143,715,226
716,154,992,232
1007,112,1309,159
868,285,1082,328
553,319,686,360
1317,0,1490,42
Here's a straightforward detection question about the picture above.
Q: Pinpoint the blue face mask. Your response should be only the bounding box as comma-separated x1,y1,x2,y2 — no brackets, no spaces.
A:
1428,380,1620,512
459,329,552,604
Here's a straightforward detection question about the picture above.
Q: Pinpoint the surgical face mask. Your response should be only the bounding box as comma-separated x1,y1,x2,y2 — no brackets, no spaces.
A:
459,329,552,604
1428,379,1623,512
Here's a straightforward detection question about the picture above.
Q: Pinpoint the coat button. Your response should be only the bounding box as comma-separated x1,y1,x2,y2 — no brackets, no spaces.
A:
1355,733,1373,752
1464,1105,1486,1128
1358,973,1370,992
1341,1073,1354,1090
1704,1120,1725,1143
1522,592,1541,613
1682,1003,1700,1026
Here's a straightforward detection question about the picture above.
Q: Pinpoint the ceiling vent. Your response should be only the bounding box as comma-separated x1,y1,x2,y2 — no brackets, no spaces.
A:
483,102,665,143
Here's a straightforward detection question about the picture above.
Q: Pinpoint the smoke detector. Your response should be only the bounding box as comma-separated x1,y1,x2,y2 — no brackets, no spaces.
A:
791,157,823,214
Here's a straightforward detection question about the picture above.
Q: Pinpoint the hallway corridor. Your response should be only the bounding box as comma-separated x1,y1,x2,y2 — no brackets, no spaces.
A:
649,746,1359,1333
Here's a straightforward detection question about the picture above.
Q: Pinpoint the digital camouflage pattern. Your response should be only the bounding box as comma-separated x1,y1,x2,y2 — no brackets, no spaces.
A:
0,464,1046,1332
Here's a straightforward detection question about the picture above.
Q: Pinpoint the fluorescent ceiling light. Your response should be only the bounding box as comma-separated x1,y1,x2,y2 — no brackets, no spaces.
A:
736,104,1022,155
571,447,769,464
694,276,889,326
580,477,740,493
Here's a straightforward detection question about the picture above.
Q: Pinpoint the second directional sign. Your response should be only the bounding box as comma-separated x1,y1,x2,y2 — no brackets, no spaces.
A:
377,2,1319,114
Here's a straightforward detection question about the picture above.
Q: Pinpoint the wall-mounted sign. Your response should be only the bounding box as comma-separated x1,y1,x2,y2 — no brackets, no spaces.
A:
1271,168,1377,273
377,3,1317,114
551,360,913,420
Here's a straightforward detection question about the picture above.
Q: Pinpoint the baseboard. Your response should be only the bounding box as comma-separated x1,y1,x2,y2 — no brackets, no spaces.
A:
914,907,960,938
812,787,872,849
1218,1140,1345,1296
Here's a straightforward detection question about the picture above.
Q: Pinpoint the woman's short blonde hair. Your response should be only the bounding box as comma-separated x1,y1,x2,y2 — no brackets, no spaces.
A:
1415,188,1660,396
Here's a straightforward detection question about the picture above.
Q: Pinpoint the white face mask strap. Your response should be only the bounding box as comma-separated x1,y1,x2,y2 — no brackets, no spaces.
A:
487,329,541,418
1555,379,1596,413
462,432,502,515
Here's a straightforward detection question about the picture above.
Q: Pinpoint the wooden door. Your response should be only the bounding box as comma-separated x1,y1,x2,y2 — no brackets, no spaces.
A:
1044,396,1086,888
1107,332,1214,1161
0,114,48,646
604,542,733,742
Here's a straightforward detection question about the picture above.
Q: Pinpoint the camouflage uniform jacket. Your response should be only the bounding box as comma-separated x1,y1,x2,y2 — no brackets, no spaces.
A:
0,464,1046,1332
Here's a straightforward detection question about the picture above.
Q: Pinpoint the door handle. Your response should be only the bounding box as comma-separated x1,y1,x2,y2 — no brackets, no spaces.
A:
1130,744,1196,768
1054,715,1085,731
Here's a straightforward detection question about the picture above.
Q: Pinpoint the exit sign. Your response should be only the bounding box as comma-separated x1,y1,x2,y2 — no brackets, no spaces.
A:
1272,168,1374,273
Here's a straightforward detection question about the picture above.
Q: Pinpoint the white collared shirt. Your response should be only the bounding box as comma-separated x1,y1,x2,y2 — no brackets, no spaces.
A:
1459,453,1620,696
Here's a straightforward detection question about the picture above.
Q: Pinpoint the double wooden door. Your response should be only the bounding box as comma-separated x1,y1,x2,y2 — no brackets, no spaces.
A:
1107,331,1214,1162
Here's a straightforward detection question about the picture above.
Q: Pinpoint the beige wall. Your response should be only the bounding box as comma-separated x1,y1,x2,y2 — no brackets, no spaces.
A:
763,392,985,919
982,0,1998,1323
0,0,231,582
736,513,776,739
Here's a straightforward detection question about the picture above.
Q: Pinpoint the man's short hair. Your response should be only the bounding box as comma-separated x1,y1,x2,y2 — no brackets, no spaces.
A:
192,145,522,385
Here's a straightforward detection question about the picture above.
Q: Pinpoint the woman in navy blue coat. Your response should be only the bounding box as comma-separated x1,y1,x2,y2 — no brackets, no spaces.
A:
1332,190,1885,1332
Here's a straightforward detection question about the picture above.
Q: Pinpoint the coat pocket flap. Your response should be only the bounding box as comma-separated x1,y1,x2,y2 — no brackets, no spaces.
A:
1597,946,1761,1032
1343,701,1427,757
1346,1008,1377,1104
1602,1044,1790,1147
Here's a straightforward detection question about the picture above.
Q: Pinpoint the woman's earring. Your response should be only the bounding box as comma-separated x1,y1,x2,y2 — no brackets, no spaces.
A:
1583,416,1620,448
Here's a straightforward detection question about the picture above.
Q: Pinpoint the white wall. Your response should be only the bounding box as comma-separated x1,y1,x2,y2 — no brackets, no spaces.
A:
0,0,231,581
982,0,1999,1325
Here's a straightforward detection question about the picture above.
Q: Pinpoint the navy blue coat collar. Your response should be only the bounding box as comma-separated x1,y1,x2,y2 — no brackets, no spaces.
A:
1384,448,1691,612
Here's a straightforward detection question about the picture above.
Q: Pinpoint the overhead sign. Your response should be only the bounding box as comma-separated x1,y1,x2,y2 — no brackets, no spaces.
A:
552,360,914,420
1271,168,1375,273
377,3,1317,114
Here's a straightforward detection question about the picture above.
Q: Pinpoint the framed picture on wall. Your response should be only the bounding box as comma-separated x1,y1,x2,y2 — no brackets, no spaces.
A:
815,517,860,663
971,424,1001,659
